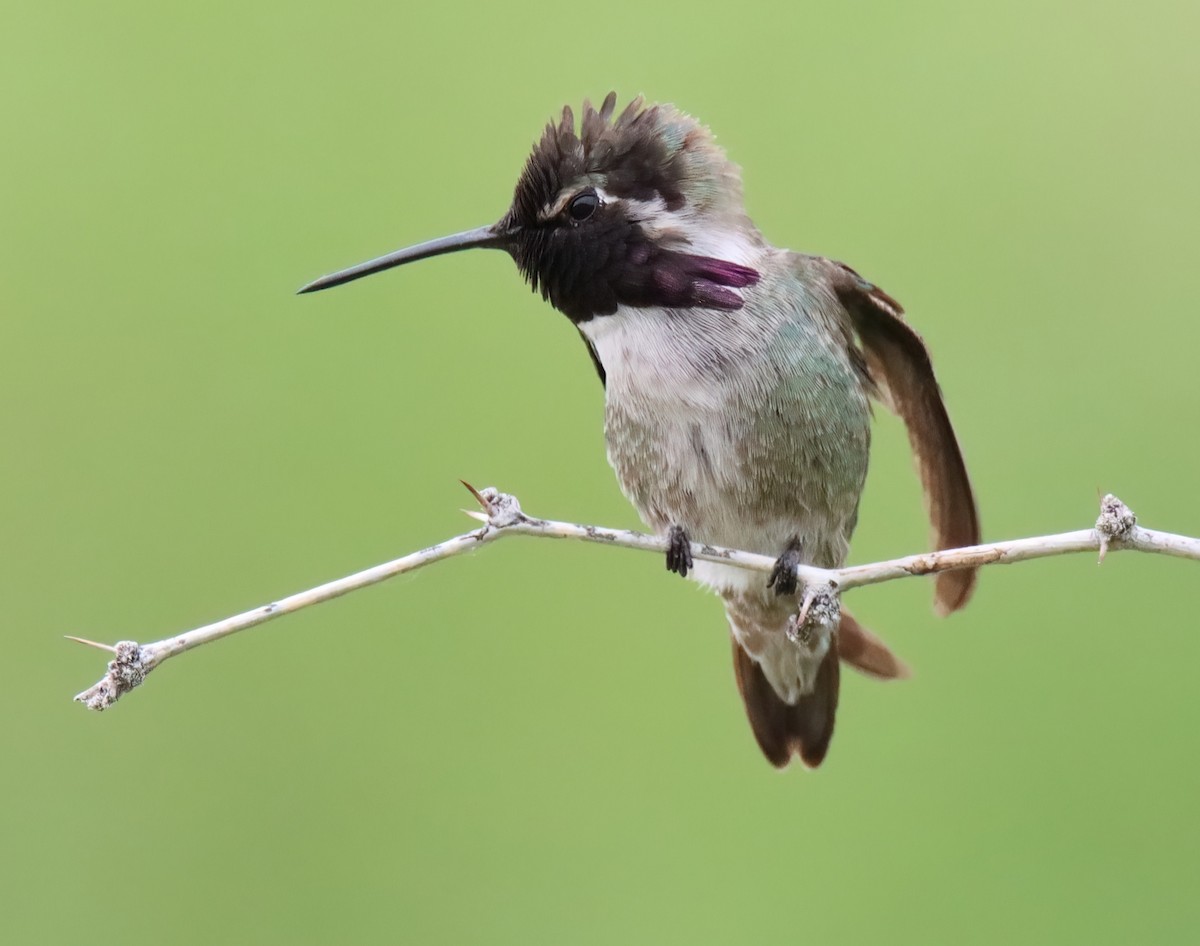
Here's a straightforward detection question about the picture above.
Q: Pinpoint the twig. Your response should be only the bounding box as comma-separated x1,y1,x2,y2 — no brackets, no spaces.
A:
71,490,1197,710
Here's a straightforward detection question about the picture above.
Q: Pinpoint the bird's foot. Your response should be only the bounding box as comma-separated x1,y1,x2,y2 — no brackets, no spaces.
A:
665,525,693,578
767,538,802,597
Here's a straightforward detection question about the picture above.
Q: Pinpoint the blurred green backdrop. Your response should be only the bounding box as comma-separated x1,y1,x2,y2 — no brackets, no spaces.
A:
4,1,1199,943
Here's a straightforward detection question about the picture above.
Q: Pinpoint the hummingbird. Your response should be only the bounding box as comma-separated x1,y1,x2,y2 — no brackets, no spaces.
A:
300,93,980,768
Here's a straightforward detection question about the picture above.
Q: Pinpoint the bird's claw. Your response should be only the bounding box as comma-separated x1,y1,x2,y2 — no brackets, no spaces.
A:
666,525,693,578
768,539,802,597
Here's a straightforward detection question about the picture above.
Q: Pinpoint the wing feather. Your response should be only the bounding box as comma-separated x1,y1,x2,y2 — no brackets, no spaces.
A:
826,260,980,614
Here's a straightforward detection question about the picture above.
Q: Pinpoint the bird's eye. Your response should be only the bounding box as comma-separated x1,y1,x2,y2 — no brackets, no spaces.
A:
568,190,600,222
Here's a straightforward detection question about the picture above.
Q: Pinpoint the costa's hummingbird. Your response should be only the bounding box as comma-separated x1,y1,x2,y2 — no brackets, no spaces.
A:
300,93,980,768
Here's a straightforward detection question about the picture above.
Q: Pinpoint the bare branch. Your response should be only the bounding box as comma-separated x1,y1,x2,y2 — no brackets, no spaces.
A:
71,490,1198,710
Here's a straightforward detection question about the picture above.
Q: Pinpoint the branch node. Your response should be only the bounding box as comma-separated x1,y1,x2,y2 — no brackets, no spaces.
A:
73,640,151,711
475,487,528,529
1096,493,1137,563
787,583,841,645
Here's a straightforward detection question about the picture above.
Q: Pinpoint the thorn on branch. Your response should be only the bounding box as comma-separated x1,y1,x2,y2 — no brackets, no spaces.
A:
460,480,494,515
73,641,150,711
65,635,118,653
1096,493,1137,563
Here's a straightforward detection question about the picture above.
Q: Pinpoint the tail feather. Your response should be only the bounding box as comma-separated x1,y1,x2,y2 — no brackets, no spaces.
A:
731,637,840,769
837,609,911,680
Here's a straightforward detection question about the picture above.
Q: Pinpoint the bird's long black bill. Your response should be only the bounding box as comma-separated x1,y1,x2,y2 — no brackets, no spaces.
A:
297,224,508,294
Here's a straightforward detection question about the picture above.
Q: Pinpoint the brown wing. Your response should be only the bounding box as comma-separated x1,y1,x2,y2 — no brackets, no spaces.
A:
826,259,980,615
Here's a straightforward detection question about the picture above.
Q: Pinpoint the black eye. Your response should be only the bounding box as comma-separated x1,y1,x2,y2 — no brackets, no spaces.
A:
568,190,599,222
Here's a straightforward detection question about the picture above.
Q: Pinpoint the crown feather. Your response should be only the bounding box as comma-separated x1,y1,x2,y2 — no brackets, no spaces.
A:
504,93,743,229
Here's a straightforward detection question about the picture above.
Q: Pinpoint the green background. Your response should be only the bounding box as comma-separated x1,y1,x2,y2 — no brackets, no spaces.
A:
5,2,1199,943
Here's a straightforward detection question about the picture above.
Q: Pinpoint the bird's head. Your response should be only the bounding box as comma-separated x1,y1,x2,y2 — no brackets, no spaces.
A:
300,94,763,322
